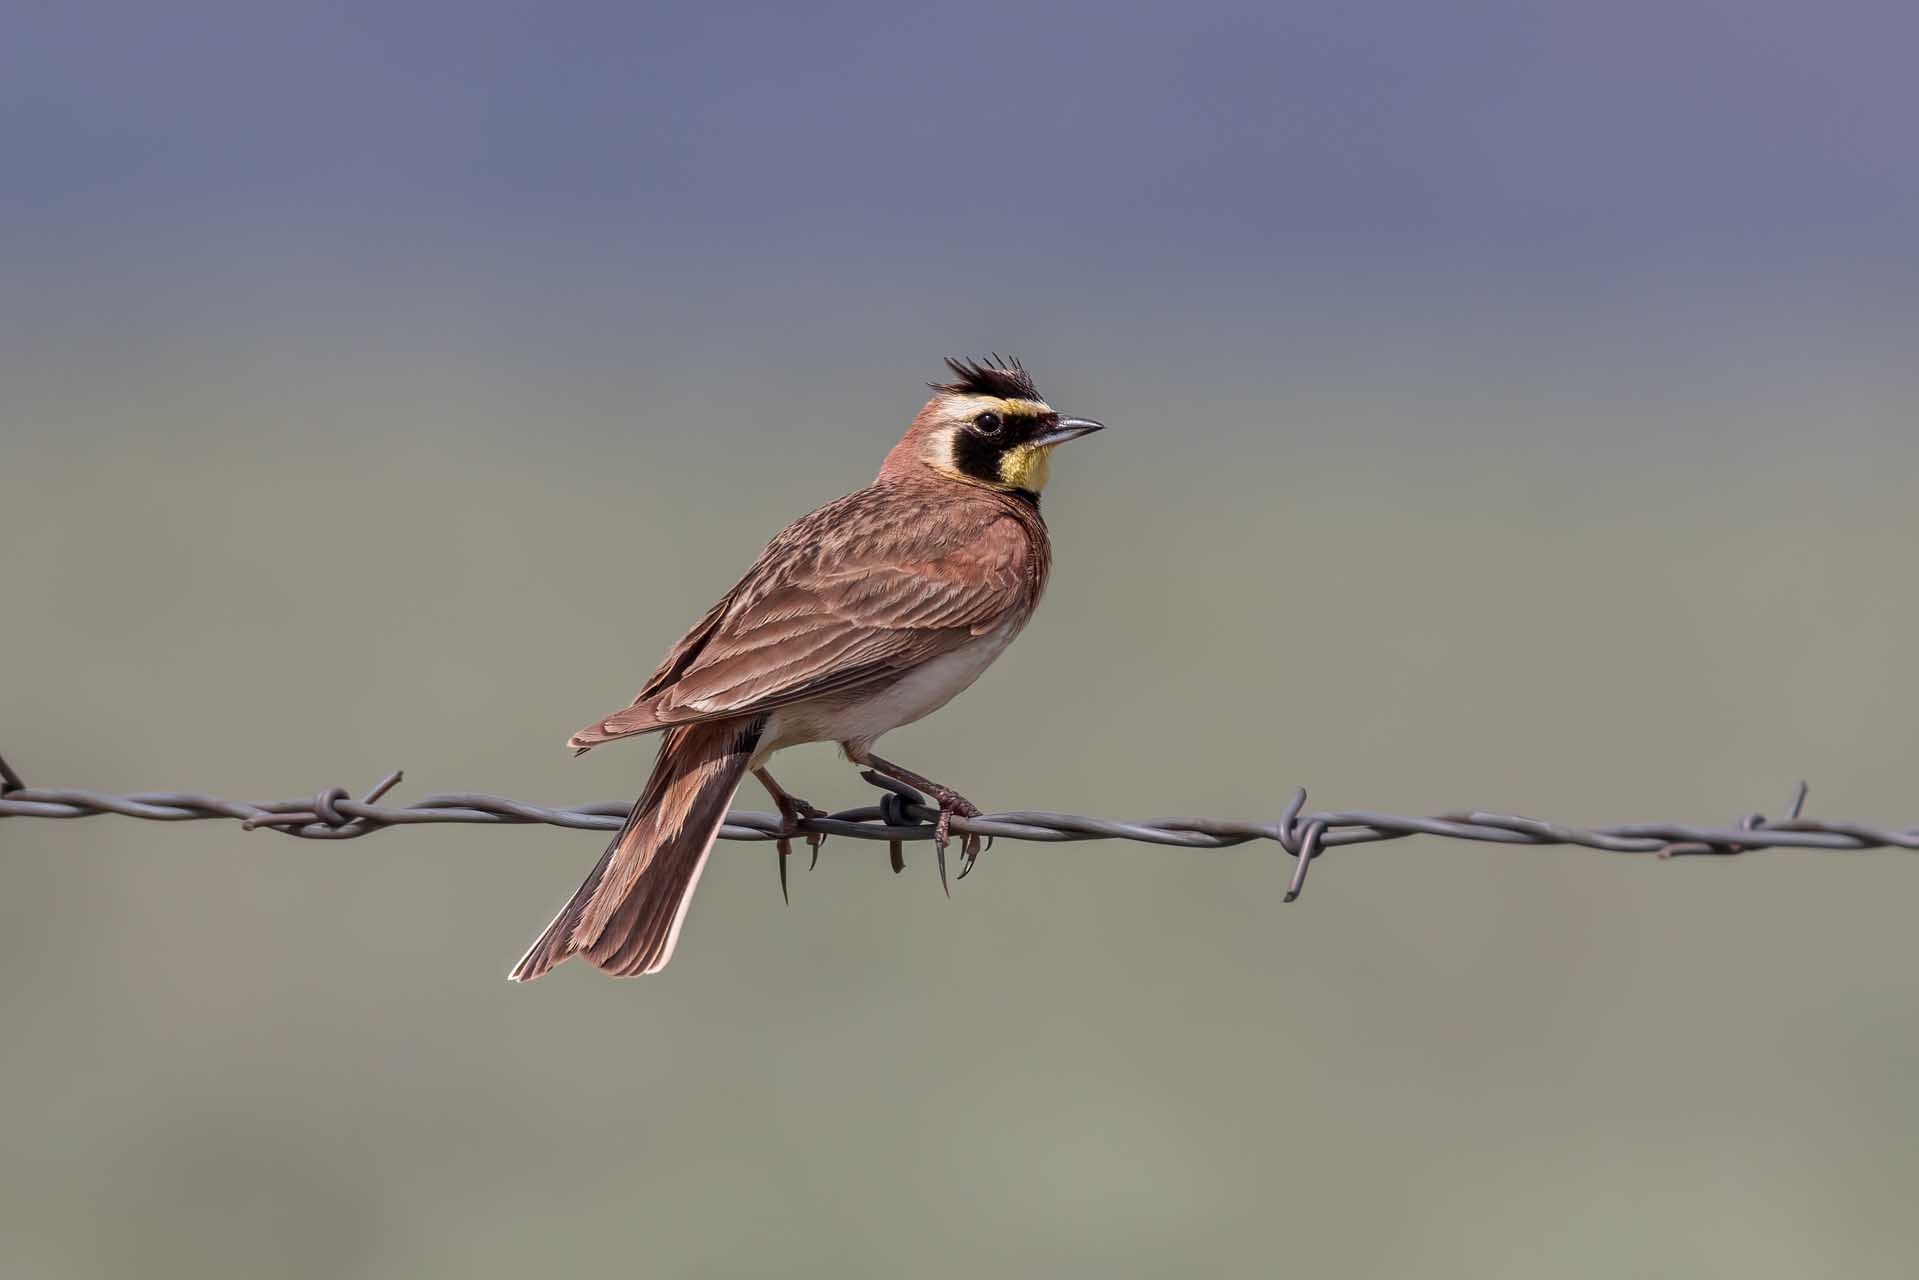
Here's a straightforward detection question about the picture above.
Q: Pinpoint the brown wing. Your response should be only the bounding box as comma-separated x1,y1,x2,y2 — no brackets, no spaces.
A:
568,485,1039,748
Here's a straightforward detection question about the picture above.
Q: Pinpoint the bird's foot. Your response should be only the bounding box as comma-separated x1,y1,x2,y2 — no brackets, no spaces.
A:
775,793,830,858
772,794,830,904
928,788,986,895
855,758,991,895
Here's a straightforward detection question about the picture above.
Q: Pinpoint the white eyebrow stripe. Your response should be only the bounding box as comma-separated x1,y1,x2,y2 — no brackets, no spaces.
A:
940,394,1054,417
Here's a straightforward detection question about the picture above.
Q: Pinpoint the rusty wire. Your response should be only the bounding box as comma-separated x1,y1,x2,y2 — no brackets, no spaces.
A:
6,751,1916,901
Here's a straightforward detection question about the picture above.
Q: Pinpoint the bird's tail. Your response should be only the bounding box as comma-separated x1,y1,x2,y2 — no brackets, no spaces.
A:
509,717,763,981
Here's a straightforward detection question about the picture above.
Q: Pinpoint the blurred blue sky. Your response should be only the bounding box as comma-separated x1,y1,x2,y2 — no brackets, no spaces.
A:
3,1,1914,446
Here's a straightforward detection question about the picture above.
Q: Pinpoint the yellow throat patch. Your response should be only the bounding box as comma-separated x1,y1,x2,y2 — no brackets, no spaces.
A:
997,441,1053,493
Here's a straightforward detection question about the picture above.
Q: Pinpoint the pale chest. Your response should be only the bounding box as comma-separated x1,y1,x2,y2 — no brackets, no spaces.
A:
771,619,1025,752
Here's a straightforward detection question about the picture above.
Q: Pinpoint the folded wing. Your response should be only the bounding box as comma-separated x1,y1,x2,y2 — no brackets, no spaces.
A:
569,489,1034,749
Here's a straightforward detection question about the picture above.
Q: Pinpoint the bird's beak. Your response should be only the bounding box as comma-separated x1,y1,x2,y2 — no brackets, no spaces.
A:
1033,417,1105,448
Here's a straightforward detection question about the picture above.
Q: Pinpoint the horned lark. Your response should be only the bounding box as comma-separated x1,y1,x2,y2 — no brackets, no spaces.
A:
510,357,1103,979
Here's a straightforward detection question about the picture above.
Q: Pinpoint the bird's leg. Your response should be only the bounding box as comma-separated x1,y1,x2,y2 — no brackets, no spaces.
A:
845,748,986,893
754,767,828,904
752,771,829,852
754,766,830,836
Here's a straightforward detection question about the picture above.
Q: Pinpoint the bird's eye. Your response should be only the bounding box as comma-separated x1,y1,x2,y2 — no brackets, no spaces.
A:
974,411,1003,436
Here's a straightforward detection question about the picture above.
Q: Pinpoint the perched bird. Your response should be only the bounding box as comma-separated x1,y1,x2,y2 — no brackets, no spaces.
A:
509,357,1104,980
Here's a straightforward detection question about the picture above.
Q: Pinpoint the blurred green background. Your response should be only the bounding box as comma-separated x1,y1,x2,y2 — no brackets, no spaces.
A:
5,3,1918,1276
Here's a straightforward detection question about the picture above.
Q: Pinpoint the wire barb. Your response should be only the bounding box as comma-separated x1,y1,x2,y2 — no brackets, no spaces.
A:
5,754,1918,901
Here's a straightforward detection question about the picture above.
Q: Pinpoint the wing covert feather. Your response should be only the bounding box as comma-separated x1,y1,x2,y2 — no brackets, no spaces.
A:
654,498,1036,719
574,485,1044,743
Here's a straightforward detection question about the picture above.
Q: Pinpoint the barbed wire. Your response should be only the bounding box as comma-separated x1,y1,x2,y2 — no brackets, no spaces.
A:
3,751,1914,902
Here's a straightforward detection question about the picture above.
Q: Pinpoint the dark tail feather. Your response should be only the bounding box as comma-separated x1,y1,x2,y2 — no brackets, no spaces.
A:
506,831,621,982
508,719,761,981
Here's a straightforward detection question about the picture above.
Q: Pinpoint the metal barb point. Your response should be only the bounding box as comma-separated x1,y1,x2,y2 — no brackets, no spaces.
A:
1283,818,1326,903
362,770,405,806
861,770,926,809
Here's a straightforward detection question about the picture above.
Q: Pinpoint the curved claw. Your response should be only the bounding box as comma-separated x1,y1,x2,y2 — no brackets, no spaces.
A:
769,792,829,878
943,799,986,880
776,838,791,904
853,759,982,895
933,811,953,898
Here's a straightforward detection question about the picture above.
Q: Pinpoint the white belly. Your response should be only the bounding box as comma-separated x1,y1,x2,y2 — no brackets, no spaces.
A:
765,620,1021,754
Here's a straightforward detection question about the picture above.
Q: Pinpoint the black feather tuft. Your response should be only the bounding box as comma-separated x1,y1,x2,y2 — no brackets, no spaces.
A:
932,355,1041,402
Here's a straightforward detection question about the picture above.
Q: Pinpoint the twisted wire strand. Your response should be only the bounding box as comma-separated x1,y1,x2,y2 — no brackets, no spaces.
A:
4,752,1915,902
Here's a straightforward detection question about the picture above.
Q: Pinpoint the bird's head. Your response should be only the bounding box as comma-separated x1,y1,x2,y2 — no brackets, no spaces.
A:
882,356,1104,500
